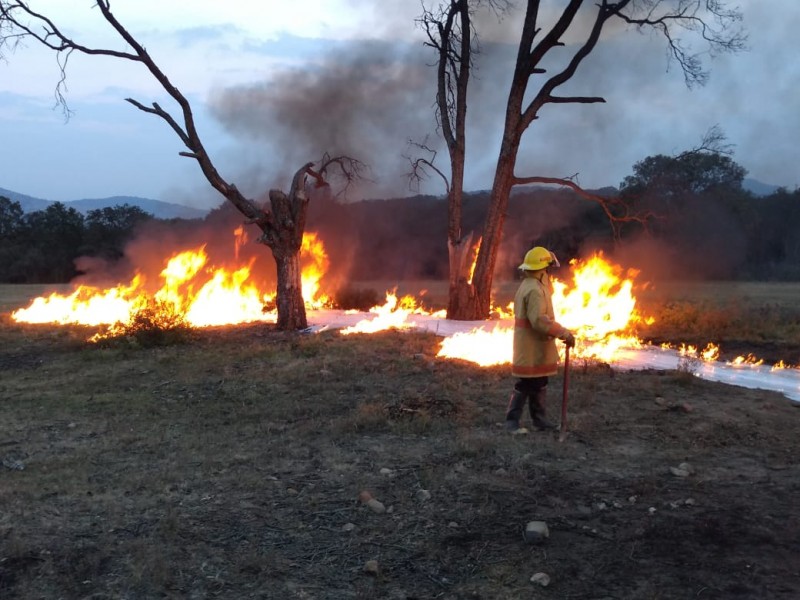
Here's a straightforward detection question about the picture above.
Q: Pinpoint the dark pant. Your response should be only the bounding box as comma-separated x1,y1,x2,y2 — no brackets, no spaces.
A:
506,377,552,429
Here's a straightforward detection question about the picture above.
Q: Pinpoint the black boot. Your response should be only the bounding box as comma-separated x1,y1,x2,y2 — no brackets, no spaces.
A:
504,391,529,432
530,387,556,431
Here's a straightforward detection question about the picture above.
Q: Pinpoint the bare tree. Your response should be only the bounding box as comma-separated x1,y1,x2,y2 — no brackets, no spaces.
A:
421,0,746,320
414,0,510,319
0,0,363,330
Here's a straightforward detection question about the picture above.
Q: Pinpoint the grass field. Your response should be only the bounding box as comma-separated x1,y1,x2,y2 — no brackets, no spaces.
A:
1,301,799,597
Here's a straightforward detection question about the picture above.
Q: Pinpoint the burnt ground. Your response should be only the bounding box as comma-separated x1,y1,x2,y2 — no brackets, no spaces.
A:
0,322,799,599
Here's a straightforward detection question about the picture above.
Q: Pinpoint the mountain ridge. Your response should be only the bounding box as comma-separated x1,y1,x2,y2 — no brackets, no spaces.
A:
0,187,209,220
1,177,784,220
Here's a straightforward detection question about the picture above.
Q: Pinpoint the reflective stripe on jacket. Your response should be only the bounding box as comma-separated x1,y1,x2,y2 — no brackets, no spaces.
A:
512,273,566,378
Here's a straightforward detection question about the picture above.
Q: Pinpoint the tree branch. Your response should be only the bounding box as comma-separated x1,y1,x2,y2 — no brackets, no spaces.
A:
512,173,655,239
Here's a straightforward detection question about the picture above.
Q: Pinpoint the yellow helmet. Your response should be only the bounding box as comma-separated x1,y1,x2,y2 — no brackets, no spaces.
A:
518,246,560,271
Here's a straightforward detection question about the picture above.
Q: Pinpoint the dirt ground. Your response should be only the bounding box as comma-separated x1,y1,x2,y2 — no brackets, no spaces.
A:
1,322,799,599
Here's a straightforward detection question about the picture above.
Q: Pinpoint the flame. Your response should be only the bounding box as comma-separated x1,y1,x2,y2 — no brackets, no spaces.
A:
300,232,331,309
438,252,650,365
340,291,444,335
468,237,481,284
11,230,334,335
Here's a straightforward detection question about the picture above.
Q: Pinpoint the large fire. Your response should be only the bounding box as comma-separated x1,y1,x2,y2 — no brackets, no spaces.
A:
11,229,332,331
10,234,795,377
437,254,651,366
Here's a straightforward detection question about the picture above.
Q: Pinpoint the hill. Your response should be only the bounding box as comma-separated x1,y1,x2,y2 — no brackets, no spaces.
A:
743,178,782,196
0,187,208,220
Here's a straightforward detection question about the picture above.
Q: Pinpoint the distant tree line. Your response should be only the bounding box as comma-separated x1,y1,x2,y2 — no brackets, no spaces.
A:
0,200,154,283
2,152,798,285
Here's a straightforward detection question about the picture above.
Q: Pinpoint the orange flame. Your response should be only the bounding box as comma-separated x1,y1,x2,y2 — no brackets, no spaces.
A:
11,230,334,334
340,291,445,335
301,232,331,309
438,252,650,365
468,237,481,285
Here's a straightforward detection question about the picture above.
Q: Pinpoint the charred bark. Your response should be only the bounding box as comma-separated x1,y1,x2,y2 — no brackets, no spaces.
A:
446,233,482,319
273,249,306,330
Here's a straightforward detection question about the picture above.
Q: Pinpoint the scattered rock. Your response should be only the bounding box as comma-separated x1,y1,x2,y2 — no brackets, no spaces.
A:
358,490,386,513
524,521,549,544
2,456,25,471
493,467,508,476
685,498,697,506
379,467,393,476
678,462,695,474
648,507,657,515
366,498,386,514
530,572,551,587
342,522,356,532
628,495,638,504
448,521,459,528
416,489,432,502
363,560,380,575
669,466,691,477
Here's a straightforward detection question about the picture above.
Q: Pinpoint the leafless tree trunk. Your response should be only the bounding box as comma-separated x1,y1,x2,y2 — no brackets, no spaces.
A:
0,1,363,330
422,0,745,319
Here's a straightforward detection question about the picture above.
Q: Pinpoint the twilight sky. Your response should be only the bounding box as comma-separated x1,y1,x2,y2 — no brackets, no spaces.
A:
1,0,797,210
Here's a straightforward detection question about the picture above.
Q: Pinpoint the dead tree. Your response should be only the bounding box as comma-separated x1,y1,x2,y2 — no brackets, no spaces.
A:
0,0,362,330
415,0,510,320
255,156,362,329
421,0,746,320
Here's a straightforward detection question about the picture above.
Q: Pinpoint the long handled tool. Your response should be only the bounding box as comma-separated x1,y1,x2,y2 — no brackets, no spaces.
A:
559,344,570,443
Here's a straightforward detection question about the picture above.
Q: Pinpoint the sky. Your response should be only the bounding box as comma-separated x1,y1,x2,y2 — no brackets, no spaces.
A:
1,0,798,210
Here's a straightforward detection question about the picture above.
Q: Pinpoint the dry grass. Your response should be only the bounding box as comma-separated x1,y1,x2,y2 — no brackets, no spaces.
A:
1,284,800,598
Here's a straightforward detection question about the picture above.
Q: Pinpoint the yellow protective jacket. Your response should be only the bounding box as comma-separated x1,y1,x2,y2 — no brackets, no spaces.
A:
512,273,568,378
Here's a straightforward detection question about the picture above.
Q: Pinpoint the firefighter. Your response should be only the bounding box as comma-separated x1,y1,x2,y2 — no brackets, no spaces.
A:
505,246,576,433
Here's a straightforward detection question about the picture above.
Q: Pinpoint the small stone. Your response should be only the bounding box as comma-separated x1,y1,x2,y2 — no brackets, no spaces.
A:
530,572,551,587
366,498,386,514
597,502,608,511
680,402,693,413
685,498,696,506
677,462,695,474
448,521,459,528
363,560,380,575
286,487,298,495
628,495,638,504
358,490,373,503
67,422,77,429
670,466,690,477
342,522,356,532
416,489,432,502
493,468,508,475
612,501,623,509
648,507,657,515
379,468,393,476
524,521,549,544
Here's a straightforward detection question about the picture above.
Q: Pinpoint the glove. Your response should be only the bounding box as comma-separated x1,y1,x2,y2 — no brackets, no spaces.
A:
560,330,576,348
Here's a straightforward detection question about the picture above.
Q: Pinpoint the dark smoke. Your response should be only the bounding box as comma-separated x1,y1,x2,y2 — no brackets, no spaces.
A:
208,40,437,201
